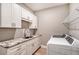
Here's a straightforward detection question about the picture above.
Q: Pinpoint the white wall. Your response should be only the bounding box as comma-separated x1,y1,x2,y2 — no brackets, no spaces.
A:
35,4,69,45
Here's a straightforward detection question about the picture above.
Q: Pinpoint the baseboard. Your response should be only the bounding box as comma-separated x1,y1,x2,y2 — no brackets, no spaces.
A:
41,45,47,48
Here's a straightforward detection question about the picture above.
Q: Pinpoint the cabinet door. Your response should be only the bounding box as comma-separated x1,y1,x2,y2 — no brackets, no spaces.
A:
27,12,33,21
30,39,36,54
22,8,29,19
20,42,27,55
33,16,37,28
33,38,40,52
30,15,38,28
25,39,38,55
12,4,21,28
1,3,12,27
22,8,33,22
29,38,41,54
25,41,32,55
7,44,21,55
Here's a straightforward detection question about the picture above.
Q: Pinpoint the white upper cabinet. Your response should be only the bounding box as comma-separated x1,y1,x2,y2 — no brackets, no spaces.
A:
29,15,38,28
21,7,38,28
21,8,32,22
11,4,21,28
22,8,28,19
0,3,38,28
0,3,22,28
0,3,12,27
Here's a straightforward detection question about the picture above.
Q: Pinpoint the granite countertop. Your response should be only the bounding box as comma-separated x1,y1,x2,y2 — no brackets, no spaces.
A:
0,35,41,48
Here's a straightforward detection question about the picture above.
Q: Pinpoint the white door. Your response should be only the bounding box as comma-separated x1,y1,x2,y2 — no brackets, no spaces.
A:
1,3,12,27
12,3,21,28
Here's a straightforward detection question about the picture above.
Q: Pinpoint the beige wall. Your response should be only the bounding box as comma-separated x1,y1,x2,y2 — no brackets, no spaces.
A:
35,4,69,45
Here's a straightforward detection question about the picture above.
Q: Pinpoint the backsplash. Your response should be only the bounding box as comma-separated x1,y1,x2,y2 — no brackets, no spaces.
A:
14,29,25,38
0,20,30,41
0,28,27,41
0,28,16,41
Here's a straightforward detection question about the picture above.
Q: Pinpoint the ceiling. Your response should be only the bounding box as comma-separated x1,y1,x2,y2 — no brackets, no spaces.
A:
25,3,67,12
